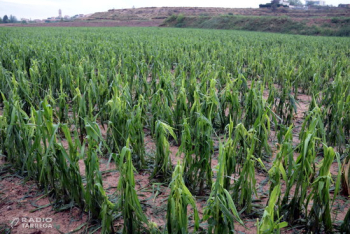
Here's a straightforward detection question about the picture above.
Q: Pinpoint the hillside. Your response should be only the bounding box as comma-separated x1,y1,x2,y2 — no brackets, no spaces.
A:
162,14,350,36
2,6,349,36
85,6,350,36
87,6,350,21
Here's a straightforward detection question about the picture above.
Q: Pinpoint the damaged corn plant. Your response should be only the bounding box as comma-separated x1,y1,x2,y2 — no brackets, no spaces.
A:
0,27,349,233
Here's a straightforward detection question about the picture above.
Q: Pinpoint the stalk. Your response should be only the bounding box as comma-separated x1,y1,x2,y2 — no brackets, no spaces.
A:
258,185,288,234
306,146,341,233
166,161,199,234
152,120,177,180
203,143,244,234
116,139,151,234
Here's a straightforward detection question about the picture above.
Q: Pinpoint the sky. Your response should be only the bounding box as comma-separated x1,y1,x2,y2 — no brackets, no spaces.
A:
0,0,349,20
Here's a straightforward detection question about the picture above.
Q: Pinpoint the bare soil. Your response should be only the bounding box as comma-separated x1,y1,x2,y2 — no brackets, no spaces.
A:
0,20,163,28
0,170,89,234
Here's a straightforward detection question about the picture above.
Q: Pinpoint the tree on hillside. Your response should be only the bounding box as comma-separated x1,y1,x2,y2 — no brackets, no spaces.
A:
306,1,316,6
9,15,17,23
271,0,280,10
0,17,2,24
289,0,303,5
3,15,9,23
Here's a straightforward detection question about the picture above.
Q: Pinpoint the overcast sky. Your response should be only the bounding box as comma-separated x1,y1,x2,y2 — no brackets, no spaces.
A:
1,0,349,20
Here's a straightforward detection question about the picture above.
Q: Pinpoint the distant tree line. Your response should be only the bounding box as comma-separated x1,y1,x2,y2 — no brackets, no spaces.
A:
289,0,303,6
260,0,303,10
0,15,18,23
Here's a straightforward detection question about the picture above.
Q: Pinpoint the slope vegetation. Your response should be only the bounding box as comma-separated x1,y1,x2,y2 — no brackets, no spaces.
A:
87,7,350,36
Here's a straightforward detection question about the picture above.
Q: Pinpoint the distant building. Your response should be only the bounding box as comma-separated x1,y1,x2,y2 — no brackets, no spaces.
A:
280,0,290,7
59,9,62,18
305,0,326,6
46,17,58,22
338,4,350,8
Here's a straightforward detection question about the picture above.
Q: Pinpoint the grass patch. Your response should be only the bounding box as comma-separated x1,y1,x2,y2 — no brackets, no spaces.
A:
163,14,350,37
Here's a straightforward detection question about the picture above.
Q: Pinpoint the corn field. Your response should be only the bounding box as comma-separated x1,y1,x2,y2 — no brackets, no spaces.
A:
0,27,349,233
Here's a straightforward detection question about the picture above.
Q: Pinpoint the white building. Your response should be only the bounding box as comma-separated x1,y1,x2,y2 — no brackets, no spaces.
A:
305,0,326,6
279,0,290,6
